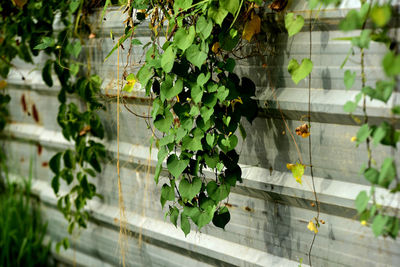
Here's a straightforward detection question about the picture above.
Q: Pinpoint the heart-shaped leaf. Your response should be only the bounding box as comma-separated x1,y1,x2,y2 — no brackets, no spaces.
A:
288,58,313,84
197,72,210,87
216,86,229,102
222,116,231,126
181,214,190,236
200,106,213,123
186,44,207,68
212,206,230,229
160,184,175,208
344,70,356,90
191,84,203,104
179,177,202,201
197,205,216,229
167,154,189,178
161,45,176,73
154,110,173,133
206,181,230,202
196,16,213,40
165,79,183,100
206,133,215,147
285,13,304,37
174,26,195,52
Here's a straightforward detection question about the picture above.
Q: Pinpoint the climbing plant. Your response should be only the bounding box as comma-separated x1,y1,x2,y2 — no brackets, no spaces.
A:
305,0,400,239
115,0,270,235
0,0,119,246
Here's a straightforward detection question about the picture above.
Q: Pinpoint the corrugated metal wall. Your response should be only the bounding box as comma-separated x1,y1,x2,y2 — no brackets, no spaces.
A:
3,1,400,266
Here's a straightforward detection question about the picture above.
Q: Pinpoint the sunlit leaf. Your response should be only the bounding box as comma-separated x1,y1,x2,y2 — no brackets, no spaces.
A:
286,163,305,184
242,14,261,41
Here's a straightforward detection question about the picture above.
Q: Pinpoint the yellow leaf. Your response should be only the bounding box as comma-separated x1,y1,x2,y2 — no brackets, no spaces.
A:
287,163,305,184
12,0,27,9
361,220,367,226
301,132,310,138
351,136,357,142
242,14,261,41
0,80,7,90
307,221,318,233
212,42,220,53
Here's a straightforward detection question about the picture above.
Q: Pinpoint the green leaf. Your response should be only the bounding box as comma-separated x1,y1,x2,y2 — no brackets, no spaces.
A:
70,41,82,58
206,133,215,147
285,13,304,37
288,58,313,84
34,37,55,50
212,206,230,229
343,101,357,113
186,44,207,68
137,64,154,88
154,109,173,133
355,191,369,213
160,184,175,208
51,175,60,194
173,0,193,13
344,70,356,90
161,46,176,73
364,167,379,184
206,181,230,202
100,0,111,20
363,80,394,103
175,127,187,143
378,157,396,188
164,79,183,100
382,51,400,76
104,29,133,61
216,86,229,102
191,84,203,104
42,60,53,87
63,150,75,169
154,162,163,184
197,205,216,230
220,0,239,15
208,5,228,26
200,106,213,123
204,153,219,168
179,177,202,201
132,39,142,45
197,73,210,87
189,106,200,116
159,134,175,146
169,206,179,227
373,124,387,146
49,152,62,174
351,30,371,49
181,214,190,236
70,0,81,13
174,26,195,52
167,154,189,178
70,64,79,76
339,10,363,31
371,4,391,27
392,106,400,115
372,214,389,237
196,16,213,40
219,135,238,152
356,124,371,145
182,135,203,151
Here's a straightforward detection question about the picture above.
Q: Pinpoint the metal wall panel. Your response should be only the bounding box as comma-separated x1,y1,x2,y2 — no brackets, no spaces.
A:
2,2,400,266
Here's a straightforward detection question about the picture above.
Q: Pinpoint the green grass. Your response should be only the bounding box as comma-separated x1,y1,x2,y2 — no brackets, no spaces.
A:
0,163,52,267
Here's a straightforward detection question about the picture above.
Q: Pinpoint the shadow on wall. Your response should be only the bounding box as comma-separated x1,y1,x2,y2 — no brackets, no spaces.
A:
239,21,295,259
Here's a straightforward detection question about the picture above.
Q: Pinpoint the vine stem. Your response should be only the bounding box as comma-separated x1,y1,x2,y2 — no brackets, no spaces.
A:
117,46,128,267
307,9,320,267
